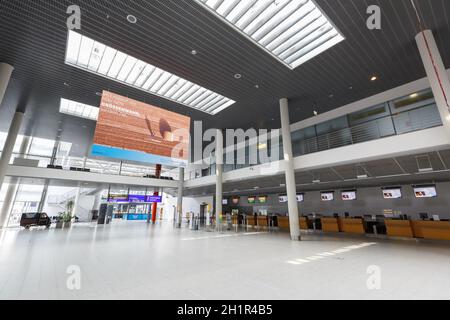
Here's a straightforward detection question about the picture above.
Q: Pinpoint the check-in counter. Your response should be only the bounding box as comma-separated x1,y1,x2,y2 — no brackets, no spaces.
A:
321,217,340,233
385,220,414,238
277,216,290,229
246,215,256,227
411,221,450,241
257,216,268,227
342,218,365,234
300,217,309,230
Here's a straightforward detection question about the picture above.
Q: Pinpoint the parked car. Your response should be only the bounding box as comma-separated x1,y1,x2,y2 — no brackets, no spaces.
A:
20,213,51,229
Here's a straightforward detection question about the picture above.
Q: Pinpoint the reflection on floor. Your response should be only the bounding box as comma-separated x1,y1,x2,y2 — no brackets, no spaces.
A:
0,221,449,300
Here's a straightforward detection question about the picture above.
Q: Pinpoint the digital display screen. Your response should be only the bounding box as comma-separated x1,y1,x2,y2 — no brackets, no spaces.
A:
248,197,256,204
296,194,304,202
222,199,228,205
108,193,129,203
145,196,161,203
321,192,334,201
341,191,357,201
383,188,402,199
279,195,288,203
414,186,437,198
91,91,191,166
258,196,268,204
128,195,147,203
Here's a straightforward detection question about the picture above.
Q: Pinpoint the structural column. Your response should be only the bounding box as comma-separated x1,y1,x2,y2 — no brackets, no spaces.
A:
0,135,31,229
176,167,184,228
416,30,450,138
215,129,223,231
150,164,162,224
0,63,14,106
280,98,301,241
0,112,24,228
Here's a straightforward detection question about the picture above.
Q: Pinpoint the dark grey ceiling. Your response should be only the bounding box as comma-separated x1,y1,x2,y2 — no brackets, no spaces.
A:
1,0,450,157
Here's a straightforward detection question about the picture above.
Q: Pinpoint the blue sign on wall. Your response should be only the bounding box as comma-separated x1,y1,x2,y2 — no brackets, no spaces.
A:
127,214,150,221
146,196,162,203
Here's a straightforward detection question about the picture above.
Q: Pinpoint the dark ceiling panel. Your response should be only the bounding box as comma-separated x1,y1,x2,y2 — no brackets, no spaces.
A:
1,0,450,158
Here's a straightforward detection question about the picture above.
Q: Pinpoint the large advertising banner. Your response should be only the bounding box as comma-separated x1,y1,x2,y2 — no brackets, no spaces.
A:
91,91,191,166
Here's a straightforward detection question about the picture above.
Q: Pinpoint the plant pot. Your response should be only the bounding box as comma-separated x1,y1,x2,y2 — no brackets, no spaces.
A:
55,221,64,229
63,221,72,229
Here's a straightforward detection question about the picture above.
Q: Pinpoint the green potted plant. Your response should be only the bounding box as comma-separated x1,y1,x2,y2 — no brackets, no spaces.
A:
63,200,75,229
55,212,64,229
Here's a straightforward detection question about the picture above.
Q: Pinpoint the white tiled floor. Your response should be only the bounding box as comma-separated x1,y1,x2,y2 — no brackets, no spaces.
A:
1,221,449,300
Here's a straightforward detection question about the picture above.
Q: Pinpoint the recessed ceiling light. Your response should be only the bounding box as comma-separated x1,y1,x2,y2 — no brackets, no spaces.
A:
196,0,345,70
254,186,260,189
65,31,235,115
255,84,260,89
127,15,137,24
410,93,419,98
191,50,198,55
82,125,87,128
63,82,70,87
234,73,242,79
329,94,334,98
349,85,353,90
370,76,378,81
313,110,319,116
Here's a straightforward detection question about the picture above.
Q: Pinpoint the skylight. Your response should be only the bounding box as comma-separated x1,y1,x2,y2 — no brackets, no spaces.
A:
59,98,99,121
65,31,235,115
196,0,345,69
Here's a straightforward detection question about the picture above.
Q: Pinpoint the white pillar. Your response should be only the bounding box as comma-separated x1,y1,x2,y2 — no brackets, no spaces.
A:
176,167,184,228
0,135,31,228
416,30,450,138
0,63,14,106
215,129,223,231
0,112,24,194
280,98,301,241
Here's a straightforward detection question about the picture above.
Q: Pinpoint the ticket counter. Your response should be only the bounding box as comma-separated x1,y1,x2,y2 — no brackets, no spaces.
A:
342,218,365,234
385,220,414,238
411,221,450,241
321,217,340,233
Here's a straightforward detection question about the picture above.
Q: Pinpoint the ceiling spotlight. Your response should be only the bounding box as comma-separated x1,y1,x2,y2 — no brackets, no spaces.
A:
82,125,87,128
349,85,353,90
255,84,260,89
234,73,242,79
63,82,70,87
191,50,197,55
410,93,419,98
254,186,260,189
370,76,378,81
329,94,334,98
127,15,137,24
313,110,319,116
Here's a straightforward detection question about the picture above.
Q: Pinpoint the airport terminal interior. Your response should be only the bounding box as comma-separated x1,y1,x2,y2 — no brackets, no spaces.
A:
1,0,450,300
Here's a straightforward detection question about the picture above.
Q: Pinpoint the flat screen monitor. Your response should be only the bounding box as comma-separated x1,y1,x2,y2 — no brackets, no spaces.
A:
247,197,256,204
222,199,228,205
91,91,191,166
128,195,147,203
279,195,288,203
146,195,162,203
258,196,267,204
341,191,356,201
321,192,334,201
414,186,437,198
382,188,402,199
108,193,128,203
296,194,304,202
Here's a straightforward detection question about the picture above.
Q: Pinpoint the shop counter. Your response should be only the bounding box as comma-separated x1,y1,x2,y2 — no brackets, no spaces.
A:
411,221,450,241
385,220,414,238
257,216,268,227
321,218,340,233
277,216,290,229
342,218,365,234
231,215,239,225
